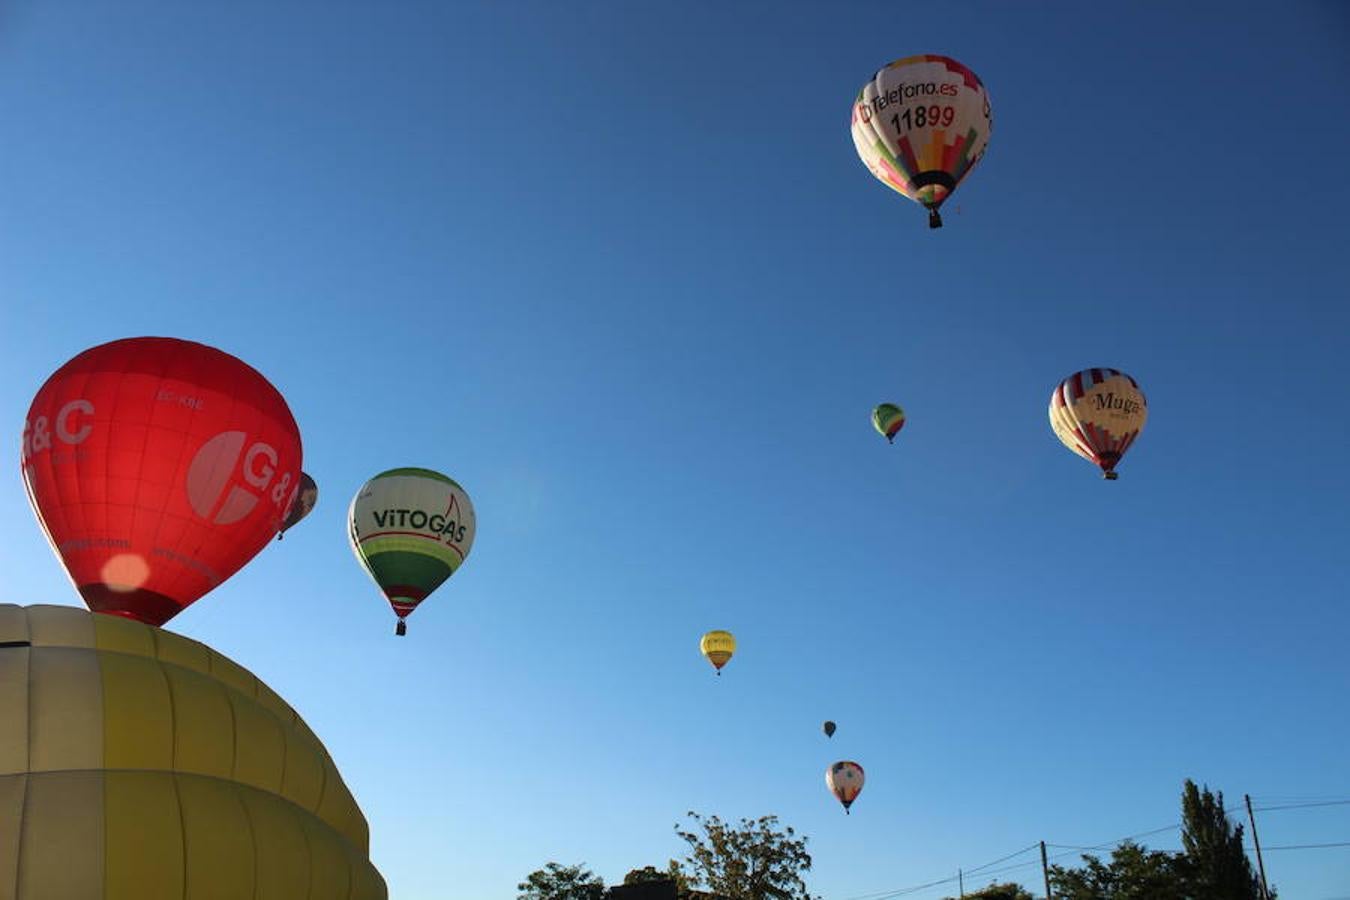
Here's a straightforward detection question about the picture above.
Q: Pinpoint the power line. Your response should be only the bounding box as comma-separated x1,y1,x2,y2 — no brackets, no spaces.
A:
836,801,1350,900
961,843,1040,876
837,844,1039,900
1255,799,1350,813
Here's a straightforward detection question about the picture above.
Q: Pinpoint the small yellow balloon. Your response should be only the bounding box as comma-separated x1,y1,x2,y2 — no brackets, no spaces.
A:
699,630,736,675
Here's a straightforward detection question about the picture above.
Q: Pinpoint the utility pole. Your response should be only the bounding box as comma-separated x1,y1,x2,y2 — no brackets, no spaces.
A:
958,868,964,897
1245,794,1271,900
1041,841,1052,899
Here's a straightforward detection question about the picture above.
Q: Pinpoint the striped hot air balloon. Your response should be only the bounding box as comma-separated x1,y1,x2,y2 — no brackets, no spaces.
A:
1049,368,1148,480
348,468,475,635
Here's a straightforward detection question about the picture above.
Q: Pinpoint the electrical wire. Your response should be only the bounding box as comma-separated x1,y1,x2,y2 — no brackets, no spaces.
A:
834,800,1350,900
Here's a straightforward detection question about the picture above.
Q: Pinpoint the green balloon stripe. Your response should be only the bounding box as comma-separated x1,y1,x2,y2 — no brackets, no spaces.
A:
363,550,454,599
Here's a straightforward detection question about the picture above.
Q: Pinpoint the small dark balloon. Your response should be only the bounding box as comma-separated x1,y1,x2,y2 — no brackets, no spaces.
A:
823,720,836,738
279,472,318,534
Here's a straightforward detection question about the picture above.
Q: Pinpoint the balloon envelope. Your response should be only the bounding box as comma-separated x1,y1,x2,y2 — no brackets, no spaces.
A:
699,630,736,673
827,760,865,812
871,404,906,442
851,54,992,228
1049,368,1147,479
21,337,303,626
279,472,318,534
0,603,386,899
348,467,476,632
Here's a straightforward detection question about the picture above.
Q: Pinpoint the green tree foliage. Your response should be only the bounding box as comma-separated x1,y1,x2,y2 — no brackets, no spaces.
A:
1048,840,1189,899
942,882,1035,899
517,862,606,900
623,864,691,897
672,812,816,900
1180,780,1269,899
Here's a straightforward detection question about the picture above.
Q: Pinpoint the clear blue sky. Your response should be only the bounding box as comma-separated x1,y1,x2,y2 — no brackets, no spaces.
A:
2,2,1348,898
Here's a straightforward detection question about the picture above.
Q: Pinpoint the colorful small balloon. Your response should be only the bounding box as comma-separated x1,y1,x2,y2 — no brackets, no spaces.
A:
21,337,303,626
1049,368,1147,480
872,403,906,443
348,467,476,635
700,630,736,675
827,761,865,814
851,54,993,228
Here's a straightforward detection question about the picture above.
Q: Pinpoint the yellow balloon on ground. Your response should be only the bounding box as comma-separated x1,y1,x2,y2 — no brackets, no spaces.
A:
699,629,736,675
0,604,386,900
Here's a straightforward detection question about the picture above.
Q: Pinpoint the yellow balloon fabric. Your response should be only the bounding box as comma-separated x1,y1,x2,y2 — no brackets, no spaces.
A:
699,630,736,672
0,604,386,900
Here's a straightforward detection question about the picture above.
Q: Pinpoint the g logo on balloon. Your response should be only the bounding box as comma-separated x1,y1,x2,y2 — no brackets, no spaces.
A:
187,431,292,525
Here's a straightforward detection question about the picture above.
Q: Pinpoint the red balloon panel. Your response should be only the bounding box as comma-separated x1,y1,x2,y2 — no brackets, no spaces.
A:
21,337,302,626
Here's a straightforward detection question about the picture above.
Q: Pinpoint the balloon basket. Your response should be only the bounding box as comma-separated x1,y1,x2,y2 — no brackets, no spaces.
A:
1103,471,1119,481
928,209,943,229
395,619,407,636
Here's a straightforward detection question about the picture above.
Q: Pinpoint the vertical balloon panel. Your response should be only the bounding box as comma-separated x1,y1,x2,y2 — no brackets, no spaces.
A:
21,338,302,626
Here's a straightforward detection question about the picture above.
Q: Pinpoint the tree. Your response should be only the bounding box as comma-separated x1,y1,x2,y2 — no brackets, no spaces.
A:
1048,840,1189,899
672,812,816,900
1180,780,1268,899
943,882,1035,899
517,862,606,900
624,864,691,893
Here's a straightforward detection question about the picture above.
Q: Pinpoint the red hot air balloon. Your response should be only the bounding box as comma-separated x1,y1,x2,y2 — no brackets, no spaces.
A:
21,337,303,626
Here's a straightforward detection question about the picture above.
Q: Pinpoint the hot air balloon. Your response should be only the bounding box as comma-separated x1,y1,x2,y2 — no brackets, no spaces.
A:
699,630,736,675
1049,368,1147,480
872,403,906,443
851,54,993,228
348,467,476,636
827,761,865,814
21,337,303,627
278,471,318,538
0,603,387,899
823,720,837,738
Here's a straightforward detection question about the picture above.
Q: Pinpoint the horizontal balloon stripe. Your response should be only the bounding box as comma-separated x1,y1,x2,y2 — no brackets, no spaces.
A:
362,551,454,599
357,530,466,559
357,540,465,573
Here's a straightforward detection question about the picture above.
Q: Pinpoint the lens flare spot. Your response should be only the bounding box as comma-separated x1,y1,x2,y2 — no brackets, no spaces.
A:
100,553,150,591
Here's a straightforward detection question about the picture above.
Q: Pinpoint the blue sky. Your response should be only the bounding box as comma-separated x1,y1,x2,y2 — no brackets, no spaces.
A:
2,2,1348,898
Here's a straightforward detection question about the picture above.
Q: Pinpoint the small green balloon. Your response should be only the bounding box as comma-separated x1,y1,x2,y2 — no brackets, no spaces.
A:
872,404,906,443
